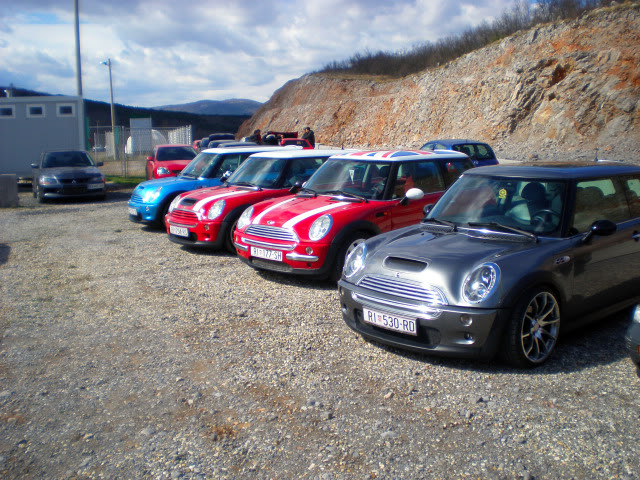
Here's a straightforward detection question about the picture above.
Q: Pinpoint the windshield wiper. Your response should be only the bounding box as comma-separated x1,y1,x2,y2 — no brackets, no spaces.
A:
467,222,537,240
324,190,367,202
297,187,318,197
232,181,261,190
421,217,457,231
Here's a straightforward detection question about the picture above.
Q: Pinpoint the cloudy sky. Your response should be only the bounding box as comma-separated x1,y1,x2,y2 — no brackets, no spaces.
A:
1,0,517,108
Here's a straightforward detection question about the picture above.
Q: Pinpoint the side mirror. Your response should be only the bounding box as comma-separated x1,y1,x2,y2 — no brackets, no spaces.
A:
289,180,303,194
582,219,617,243
96,161,104,167
30,163,38,169
220,170,232,182
400,187,424,206
146,156,153,161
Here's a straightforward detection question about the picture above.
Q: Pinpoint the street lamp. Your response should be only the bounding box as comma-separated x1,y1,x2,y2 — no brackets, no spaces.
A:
101,58,118,163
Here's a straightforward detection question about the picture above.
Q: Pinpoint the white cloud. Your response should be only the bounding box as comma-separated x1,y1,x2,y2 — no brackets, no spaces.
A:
0,0,517,107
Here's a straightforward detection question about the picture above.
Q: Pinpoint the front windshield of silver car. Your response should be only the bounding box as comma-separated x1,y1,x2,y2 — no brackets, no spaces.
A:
179,153,220,178
427,175,566,235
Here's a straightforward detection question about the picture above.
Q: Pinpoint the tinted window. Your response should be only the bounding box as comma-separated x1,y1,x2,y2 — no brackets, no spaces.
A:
624,175,640,217
571,178,631,233
392,161,444,198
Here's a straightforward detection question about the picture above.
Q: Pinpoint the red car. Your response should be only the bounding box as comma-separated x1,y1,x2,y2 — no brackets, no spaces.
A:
164,149,347,252
146,144,198,180
234,150,475,280
280,138,313,149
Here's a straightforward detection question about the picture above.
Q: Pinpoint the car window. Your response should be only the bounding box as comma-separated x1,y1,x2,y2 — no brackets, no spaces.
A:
283,157,325,187
475,144,494,160
571,178,631,233
623,175,640,217
443,159,474,186
392,161,445,199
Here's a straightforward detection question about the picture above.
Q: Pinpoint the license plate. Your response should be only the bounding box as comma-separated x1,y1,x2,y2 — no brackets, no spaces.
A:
169,225,189,237
128,207,137,216
362,307,417,335
250,246,283,262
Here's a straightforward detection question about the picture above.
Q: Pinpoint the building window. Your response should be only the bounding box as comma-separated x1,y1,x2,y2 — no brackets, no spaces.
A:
27,104,45,118
0,105,15,118
57,104,75,117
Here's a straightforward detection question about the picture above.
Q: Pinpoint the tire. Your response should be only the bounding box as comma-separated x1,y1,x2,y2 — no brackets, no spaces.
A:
330,231,371,282
157,197,176,229
502,287,561,368
224,216,239,254
36,184,45,203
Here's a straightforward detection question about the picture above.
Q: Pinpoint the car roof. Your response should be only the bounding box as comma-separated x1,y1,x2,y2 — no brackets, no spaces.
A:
201,145,298,154
423,139,489,146
465,161,640,180
329,150,469,162
155,144,193,148
249,149,354,159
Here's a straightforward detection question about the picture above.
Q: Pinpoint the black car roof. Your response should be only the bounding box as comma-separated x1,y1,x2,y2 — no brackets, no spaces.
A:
465,161,640,180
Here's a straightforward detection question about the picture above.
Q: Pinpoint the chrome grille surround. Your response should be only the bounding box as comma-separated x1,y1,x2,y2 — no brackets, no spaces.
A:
245,225,299,243
356,275,448,306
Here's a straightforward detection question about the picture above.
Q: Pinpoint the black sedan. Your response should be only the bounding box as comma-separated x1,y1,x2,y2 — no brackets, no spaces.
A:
31,150,106,203
339,162,640,367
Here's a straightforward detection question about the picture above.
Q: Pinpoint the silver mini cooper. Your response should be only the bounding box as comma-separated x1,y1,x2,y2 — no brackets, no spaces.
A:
339,162,640,367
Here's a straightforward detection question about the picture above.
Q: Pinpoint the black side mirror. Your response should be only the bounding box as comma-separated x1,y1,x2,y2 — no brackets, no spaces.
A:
289,180,304,194
423,204,434,216
30,163,38,169
583,219,617,243
220,170,232,182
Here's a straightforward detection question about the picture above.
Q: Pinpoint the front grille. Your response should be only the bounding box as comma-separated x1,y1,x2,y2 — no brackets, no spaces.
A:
60,178,89,185
130,193,143,203
245,225,299,242
171,210,198,223
357,275,447,305
61,186,88,194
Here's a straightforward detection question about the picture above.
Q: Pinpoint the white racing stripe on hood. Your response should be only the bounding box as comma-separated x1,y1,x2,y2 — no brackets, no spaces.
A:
253,197,298,224
282,202,350,229
192,190,246,211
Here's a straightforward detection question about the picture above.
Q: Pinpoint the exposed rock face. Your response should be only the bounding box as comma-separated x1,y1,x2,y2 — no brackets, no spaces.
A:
240,3,640,162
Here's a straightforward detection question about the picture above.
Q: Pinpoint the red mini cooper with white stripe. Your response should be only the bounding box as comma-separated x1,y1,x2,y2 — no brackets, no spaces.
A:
234,150,475,280
164,149,348,251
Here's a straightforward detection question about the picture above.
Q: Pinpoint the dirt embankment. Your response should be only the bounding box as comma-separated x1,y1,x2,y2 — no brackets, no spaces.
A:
240,3,640,162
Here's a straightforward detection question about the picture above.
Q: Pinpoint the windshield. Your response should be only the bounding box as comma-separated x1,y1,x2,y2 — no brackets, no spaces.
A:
303,159,392,200
428,174,567,235
44,151,94,168
179,152,220,178
227,157,288,188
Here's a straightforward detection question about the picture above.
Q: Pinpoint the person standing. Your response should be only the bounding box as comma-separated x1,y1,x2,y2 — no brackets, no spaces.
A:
301,126,315,148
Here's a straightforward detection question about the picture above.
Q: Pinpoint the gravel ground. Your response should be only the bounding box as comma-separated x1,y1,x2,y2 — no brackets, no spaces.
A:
1,186,639,480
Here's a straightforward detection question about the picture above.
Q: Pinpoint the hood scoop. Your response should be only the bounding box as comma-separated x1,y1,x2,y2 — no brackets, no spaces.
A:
181,198,198,207
383,256,428,273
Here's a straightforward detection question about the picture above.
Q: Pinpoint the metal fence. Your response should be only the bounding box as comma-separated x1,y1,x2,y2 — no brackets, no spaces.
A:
89,125,192,177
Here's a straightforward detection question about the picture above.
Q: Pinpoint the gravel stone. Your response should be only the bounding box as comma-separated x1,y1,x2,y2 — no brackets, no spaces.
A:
0,186,639,479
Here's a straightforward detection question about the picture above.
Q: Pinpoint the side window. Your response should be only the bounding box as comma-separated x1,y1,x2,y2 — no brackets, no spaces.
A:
623,175,640,217
572,178,631,233
443,159,474,186
476,144,493,160
393,161,445,198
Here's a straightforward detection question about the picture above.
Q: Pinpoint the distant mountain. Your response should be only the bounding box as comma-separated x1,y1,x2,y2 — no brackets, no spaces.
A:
154,99,262,116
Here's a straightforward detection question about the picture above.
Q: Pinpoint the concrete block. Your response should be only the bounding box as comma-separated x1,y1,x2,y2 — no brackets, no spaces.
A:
0,174,19,207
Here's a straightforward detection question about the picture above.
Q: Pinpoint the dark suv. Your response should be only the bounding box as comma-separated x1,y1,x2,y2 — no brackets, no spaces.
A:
421,139,498,167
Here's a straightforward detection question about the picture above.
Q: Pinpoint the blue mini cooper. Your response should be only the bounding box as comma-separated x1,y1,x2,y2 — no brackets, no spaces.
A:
128,145,289,227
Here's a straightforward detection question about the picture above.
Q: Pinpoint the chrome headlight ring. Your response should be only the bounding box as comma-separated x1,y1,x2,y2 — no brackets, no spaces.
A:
462,262,500,304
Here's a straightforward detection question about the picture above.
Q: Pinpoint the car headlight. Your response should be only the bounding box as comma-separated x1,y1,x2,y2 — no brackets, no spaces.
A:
168,195,182,213
309,214,332,241
343,242,367,279
157,167,170,175
237,206,254,230
632,305,640,324
39,175,57,185
142,186,163,203
462,263,499,304
207,200,225,220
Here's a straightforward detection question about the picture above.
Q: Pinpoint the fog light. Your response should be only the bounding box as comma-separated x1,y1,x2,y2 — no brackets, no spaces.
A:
204,224,210,231
305,247,313,254
460,314,473,327
464,332,473,341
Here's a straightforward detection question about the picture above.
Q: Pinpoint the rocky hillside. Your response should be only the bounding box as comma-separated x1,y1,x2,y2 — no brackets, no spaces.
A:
239,3,640,162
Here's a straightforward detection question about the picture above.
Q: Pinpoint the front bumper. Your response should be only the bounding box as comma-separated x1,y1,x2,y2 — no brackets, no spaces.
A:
337,279,507,359
166,219,225,249
128,201,160,224
234,234,339,278
42,183,105,199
